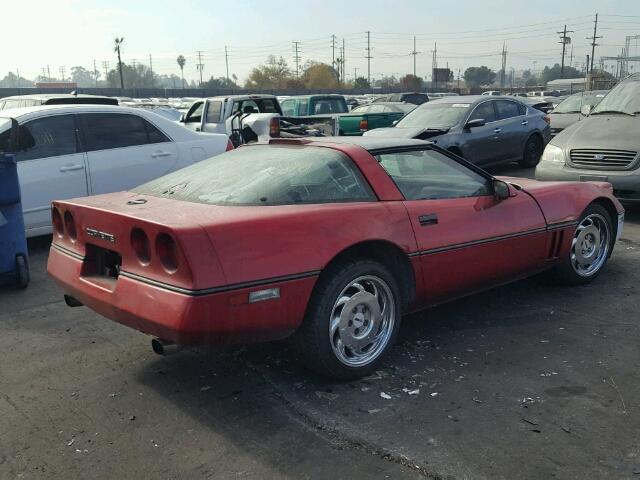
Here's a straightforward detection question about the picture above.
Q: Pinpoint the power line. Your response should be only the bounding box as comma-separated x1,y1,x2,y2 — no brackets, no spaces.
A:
558,24,574,75
587,13,602,74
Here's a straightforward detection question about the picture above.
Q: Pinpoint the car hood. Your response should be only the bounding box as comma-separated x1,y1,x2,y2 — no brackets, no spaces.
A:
364,126,447,139
552,115,640,151
548,113,581,130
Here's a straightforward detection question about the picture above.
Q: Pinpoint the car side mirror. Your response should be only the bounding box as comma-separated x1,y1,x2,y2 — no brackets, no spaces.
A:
178,114,185,123
392,120,399,126
464,118,485,129
580,104,593,116
493,179,510,200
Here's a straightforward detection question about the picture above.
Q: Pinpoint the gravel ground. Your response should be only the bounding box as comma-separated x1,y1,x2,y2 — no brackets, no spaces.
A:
1,166,639,480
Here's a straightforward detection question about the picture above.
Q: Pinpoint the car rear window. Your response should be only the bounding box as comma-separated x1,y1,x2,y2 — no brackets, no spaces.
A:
313,98,348,114
134,145,376,206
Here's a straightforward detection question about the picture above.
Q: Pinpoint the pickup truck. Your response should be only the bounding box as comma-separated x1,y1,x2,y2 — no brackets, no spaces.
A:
180,94,337,146
280,95,414,136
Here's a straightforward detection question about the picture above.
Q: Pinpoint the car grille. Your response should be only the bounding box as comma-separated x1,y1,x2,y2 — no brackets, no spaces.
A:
569,148,638,170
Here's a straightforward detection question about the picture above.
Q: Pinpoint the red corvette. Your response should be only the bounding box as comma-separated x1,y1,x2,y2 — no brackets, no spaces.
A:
48,137,624,379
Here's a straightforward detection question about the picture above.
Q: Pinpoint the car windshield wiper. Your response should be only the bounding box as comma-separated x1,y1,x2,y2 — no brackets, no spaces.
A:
590,110,635,116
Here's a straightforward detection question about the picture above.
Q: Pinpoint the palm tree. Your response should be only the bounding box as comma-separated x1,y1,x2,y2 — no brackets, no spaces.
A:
114,37,125,89
177,55,186,88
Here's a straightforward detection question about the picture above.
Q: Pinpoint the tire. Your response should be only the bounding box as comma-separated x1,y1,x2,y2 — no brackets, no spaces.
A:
15,254,29,289
293,258,402,380
548,204,613,285
519,135,543,168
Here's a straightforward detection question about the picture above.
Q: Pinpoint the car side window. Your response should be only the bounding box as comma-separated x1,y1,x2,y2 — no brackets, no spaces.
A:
468,101,496,123
206,101,222,122
495,100,521,120
281,99,296,116
184,102,204,123
82,113,167,151
15,115,78,161
517,103,527,116
377,149,491,201
297,99,308,115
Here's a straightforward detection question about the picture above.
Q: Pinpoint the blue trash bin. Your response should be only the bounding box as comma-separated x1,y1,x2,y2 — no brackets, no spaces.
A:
0,153,30,288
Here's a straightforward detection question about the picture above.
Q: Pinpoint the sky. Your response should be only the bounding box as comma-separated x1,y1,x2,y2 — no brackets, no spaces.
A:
3,0,640,84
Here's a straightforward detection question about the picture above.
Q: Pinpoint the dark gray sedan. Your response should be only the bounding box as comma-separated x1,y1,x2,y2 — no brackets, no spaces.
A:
364,95,551,168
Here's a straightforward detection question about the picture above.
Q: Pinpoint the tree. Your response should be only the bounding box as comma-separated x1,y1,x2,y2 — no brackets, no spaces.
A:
176,55,186,88
244,56,292,89
375,75,398,88
302,62,339,89
114,37,125,89
202,76,239,88
463,66,496,88
0,72,34,88
353,77,370,89
399,74,423,90
106,62,155,88
540,63,582,84
71,66,99,87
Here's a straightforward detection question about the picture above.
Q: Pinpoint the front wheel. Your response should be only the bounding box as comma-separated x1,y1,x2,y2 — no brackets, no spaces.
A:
519,135,543,168
549,204,613,285
293,259,401,380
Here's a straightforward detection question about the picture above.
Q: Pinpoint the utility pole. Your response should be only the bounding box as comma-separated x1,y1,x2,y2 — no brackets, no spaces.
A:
558,25,574,75
196,50,205,86
587,13,602,74
292,41,302,79
431,43,438,89
366,31,372,85
225,46,230,81
410,36,420,77
500,43,507,88
354,67,359,81
93,60,98,87
149,54,154,87
342,38,345,85
16,68,20,88
102,61,109,83
47,65,51,81
331,34,337,72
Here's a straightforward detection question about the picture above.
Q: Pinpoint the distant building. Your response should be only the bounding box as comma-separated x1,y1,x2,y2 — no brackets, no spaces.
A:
546,77,585,93
35,81,78,89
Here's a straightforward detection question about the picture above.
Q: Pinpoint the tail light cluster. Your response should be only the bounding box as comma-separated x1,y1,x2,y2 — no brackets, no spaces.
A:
543,115,551,125
52,206,77,242
130,228,180,273
359,119,369,131
270,117,281,138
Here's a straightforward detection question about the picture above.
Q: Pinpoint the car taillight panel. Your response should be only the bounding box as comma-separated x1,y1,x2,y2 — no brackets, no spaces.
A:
543,116,550,124
156,233,179,273
63,211,77,241
270,117,280,137
359,119,368,131
51,207,64,238
130,228,151,265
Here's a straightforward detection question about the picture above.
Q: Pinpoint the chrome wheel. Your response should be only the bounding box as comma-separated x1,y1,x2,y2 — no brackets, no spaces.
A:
571,213,611,277
329,275,396,367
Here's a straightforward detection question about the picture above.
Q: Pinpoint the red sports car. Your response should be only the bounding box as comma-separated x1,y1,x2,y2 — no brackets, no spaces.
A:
48,137,624,379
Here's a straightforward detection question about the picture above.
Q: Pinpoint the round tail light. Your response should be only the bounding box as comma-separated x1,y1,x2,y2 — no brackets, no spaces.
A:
156,233,179,272
63,211,77,241
130,228,151,264
51,207,64,237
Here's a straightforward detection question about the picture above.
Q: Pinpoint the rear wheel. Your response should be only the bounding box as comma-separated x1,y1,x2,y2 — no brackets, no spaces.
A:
519,135,543,168
15,255,29,289
293,259,401,380
549,204,613,285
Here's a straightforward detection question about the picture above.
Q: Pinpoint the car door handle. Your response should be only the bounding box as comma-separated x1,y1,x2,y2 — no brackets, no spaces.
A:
418,214,438,226
493,128,502,134
151,151,172,158
521,120,529,125
59,164,85,172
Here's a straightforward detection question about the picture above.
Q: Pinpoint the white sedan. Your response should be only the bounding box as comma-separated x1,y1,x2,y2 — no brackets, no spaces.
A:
0,104,230,237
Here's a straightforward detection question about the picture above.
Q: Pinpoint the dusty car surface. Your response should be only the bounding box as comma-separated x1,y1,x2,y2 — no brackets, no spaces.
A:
547,90,608,136
364,96,551,167
536,74,640,202
48,137,623,379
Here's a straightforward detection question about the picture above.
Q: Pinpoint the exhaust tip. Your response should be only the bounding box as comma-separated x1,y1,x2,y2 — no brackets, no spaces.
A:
151,338,180,356
64,295,83,308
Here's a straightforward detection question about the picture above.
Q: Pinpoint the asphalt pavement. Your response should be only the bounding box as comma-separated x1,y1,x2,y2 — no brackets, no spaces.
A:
1,165,639,480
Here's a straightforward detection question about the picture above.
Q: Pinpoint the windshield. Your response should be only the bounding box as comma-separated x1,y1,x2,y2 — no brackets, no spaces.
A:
134,145,375,206
553,92,606,114
592,77,640,115
396,102,469,129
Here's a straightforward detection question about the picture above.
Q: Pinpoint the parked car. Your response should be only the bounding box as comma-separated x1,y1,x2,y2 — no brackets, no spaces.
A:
0,104,230,237
481,91,501,96
181,95,337,146
280,95,349,116
547,90,608,136
365,96,551,167
372,92,429,105
0,94,118,110
48,136,623,379
520,97,555,114
536,74,640,202
527,90,561,98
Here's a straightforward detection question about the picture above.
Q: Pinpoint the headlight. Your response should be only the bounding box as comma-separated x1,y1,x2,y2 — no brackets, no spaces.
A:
541,144,565,164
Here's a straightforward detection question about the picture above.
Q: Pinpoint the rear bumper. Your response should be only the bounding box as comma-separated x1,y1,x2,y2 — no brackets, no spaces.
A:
536,162,640,202
47,246,318,345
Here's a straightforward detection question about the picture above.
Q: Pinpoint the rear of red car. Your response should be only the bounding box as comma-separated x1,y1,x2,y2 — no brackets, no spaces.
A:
47,195,317,345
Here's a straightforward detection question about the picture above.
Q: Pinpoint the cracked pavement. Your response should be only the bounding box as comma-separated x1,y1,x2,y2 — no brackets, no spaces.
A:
1,166,639,479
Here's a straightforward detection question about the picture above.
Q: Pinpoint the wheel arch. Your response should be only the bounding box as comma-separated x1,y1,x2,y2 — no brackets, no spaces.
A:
319,240,416,310
590,196,620,239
